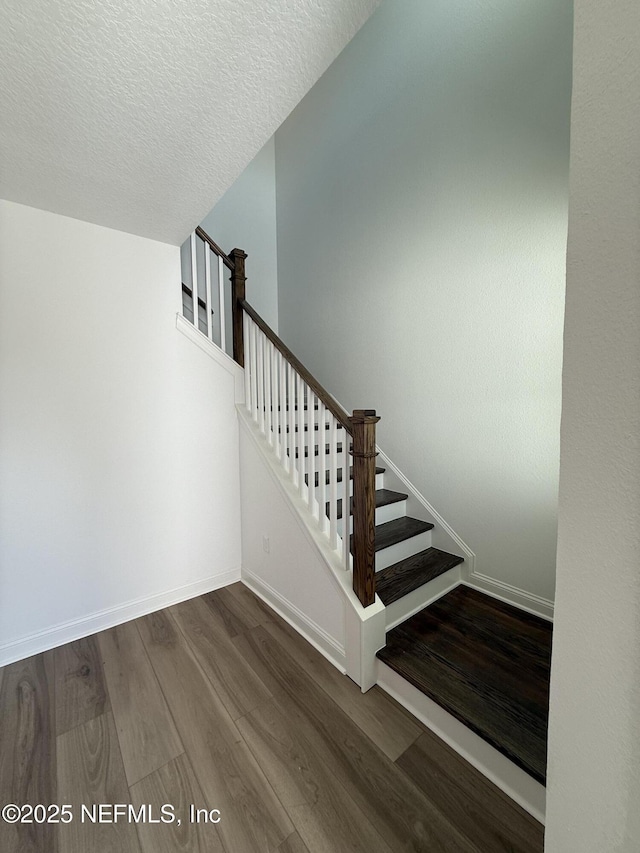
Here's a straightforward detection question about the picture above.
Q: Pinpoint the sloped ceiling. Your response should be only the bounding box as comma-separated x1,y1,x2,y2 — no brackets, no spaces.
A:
0,0,379,244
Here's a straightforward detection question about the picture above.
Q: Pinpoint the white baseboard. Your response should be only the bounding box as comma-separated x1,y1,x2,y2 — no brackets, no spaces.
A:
242,569,347,674
0,568,241,667
377,661,546,825
465,574,554,621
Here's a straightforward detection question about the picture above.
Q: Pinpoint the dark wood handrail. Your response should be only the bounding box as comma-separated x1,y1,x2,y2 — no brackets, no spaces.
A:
224,244,377,609
195,226,235,271
351,410,380,607
240,299,353,432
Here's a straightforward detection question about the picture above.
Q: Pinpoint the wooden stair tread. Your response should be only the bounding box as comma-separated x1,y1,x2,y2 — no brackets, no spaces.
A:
375,548,464,605
305,466,385,488
351,516,433,553
329,489,408,520
377,586,552,784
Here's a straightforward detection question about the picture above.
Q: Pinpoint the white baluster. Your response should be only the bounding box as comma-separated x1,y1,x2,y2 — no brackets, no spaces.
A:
251,321,258,422
204,246,213,340
265,341,272,445
307,392,316,513
297,375,305,498
329,414,338,550
273,348,281,460
190,232,198,328
243,311,251,411
279,352,287,467
218,254,226,354
342,442,351,569
257,333,265,434
288,364,296,484
317,400,327,532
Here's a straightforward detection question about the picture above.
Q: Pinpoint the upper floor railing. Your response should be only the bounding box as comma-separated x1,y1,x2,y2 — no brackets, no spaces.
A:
181,226,378,607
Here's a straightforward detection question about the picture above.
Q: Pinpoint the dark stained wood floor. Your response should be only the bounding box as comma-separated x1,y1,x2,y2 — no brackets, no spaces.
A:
0,583,544,852
378,586,553,784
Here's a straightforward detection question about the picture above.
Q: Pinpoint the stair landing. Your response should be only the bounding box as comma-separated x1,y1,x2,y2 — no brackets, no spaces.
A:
377,586,552,784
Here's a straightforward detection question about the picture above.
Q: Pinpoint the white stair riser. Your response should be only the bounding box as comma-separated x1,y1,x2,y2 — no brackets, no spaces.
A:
334,499,407,537
375,500,407,526
375,530,433,572
384,565,461,630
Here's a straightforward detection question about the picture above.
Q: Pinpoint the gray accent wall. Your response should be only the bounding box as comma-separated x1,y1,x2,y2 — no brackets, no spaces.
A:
197,137,279,333
274,0,573,602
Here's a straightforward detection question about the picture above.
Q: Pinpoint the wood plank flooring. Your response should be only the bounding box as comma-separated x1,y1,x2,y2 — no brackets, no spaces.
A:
378,586,553,784
0,583,544,852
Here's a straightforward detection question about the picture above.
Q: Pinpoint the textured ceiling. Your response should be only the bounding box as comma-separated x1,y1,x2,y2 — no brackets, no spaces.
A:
0,0,379,244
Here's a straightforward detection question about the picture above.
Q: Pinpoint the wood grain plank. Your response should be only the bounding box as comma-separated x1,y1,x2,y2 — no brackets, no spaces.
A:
352,516,433,554
202,586,266,637
237,698,394,853
0,652,57,853
201,590,257,639
170,596,272,720
375,548,464,606
98,621,183,786
423,587,552,679
54,635,108,734
224,582,276,625
130,753,224,853
234,625,478,853
278,831,311,853
397,729,544,853
263,616,421,761
380,626,546,782
137,609,293,853
57,711,141,853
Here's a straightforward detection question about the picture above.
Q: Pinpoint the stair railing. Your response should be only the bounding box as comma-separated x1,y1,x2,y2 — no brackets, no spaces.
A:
181,226,237,356
181,226,378,607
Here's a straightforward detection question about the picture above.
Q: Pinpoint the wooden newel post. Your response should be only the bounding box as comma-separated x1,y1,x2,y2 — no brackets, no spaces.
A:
229,248,247,367
351,409,380,608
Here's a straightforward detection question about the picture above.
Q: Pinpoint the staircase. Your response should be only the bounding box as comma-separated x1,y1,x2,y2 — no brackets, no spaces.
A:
180,225,551,812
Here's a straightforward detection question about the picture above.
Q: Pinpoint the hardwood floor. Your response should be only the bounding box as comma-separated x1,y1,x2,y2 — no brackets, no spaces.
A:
378,586,553,784
0,584,544,852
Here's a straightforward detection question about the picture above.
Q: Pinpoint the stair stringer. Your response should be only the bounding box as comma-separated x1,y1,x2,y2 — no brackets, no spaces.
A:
238,405,386,691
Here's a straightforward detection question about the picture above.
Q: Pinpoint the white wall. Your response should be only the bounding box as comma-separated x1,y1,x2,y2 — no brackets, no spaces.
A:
238,417,346,666
545,1,640,849
192,137,279,332
0,201,242,664
275,0,572,602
